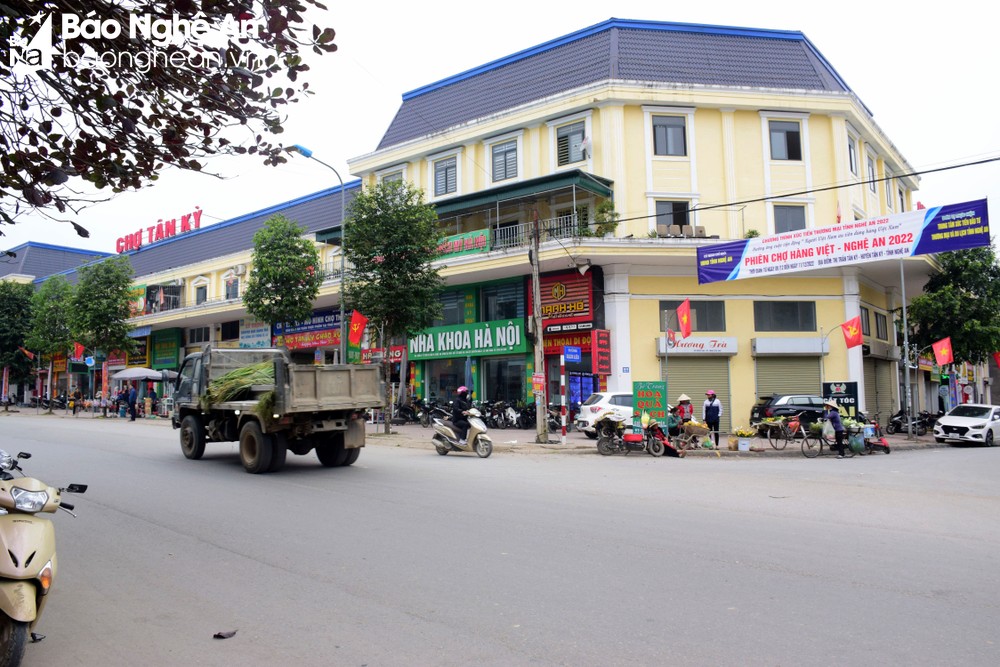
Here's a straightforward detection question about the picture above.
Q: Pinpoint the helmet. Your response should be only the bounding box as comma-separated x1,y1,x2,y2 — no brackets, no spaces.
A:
705,390,716,396
457,386,468,394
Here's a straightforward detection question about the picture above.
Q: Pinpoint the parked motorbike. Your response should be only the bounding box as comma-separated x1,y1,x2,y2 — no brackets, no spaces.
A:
0,450,87,665
885,409,928,436
431,407,493,458
857,411,891,454
593,409,664,456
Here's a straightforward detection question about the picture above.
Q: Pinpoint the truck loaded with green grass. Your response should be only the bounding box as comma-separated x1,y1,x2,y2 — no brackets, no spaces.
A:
170,345,383,473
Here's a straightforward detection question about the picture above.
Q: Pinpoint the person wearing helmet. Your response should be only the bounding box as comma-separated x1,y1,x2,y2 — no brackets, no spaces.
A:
702,390,723,448
451,385,473,445
676,394,693,422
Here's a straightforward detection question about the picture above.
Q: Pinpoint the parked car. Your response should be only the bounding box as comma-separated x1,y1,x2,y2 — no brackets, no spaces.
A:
750,394,826,426
575,392,634,439
933,404,1000,446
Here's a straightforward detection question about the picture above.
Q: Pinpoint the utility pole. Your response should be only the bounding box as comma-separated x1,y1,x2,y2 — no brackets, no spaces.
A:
531,210,547,444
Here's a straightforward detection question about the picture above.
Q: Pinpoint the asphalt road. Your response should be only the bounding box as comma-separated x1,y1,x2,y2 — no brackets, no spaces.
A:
2,413,999,666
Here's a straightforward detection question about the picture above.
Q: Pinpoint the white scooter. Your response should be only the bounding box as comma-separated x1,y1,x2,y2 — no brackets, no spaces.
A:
0,450,87,665
432,407,493,458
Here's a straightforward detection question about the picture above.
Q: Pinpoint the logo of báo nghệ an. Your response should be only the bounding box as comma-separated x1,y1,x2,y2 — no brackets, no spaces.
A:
5,10,262,78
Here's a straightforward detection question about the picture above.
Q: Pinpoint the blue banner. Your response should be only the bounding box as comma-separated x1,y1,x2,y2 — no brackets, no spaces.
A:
697,199,989,284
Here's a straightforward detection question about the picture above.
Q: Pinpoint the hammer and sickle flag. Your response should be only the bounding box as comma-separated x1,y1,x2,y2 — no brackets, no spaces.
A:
932,337,954,366
841,316,863,349
348,310,369,346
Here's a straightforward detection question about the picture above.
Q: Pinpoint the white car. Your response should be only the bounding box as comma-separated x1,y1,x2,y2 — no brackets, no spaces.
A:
933,404,1000,446
575,392,634,439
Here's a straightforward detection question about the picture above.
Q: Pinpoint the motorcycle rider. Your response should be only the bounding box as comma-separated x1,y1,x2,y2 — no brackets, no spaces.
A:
451,386,473,445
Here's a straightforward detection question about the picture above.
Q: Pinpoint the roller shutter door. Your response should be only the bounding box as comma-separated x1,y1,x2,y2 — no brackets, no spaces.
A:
660,357,731,433
754,357,821,398
864,358,896,420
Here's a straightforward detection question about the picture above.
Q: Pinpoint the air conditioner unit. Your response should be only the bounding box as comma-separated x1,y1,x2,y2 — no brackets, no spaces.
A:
233,264,247,276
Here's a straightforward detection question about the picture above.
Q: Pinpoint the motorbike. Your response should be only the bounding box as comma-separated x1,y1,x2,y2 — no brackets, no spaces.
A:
431,407,493,458
857,412,891,454
593,409,664,456
0,450,87,665
885,409,928,436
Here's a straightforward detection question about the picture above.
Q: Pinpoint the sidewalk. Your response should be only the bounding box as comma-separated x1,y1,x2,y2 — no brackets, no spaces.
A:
2,408,946,457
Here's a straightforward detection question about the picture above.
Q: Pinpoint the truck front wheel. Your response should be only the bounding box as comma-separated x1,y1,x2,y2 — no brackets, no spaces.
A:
239,421,274,474
180,415,206,460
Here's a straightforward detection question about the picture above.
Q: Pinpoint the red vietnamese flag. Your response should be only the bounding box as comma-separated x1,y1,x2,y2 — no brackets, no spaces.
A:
348,310,368,346
677,299,692,339
932,337,954,366
72,342,85,359
993,352,1000,369
17,346,34,361
840,316,863,348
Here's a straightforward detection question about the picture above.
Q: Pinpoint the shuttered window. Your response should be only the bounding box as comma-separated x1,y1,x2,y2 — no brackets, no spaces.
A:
491,140,517,182
557,122,585,166
754,357,821,397
434,157,457,196
653,116,686,156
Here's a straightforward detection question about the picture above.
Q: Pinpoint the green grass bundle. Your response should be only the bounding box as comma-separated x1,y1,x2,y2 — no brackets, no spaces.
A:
204,361,275,405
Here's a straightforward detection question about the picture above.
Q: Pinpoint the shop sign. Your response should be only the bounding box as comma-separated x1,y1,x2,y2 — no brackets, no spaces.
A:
129,284,146,317
151,329,182,369
543,331,591,356
661,336,738,355
822,382,859,418
127,337,149,367
51,352,66,374
106,350,127,366
536,271,593,332
408,318,526,360
361,346,406,364
274,308,342,336
240,319,271,348
592,329,611,375
277,329,341,351
437,229,490,258
633,381,668,421
531,372,545,396
917,352,935,372
117,207,203,253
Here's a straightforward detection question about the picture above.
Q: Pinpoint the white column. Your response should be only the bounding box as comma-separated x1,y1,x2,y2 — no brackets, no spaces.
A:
842,269,865,409
603,265,632,392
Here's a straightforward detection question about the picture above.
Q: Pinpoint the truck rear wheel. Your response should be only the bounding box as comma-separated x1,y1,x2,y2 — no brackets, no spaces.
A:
342,447,360,466
315,432,348,467
180,415,206,460
267,432,288,472
239,421,274,474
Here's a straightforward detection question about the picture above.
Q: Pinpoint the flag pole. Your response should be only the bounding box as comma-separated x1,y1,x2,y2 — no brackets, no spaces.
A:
900,260,914,439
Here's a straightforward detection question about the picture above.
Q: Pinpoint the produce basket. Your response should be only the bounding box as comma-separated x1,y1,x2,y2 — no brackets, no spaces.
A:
683,422,711,436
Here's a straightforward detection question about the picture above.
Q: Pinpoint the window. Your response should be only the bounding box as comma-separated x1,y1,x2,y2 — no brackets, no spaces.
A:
491,140,517,182
867,155,877,192
847,136,858,175
753,301,816,332
225,277,240,300
660,300,726,332
187,326,210,344
860,307,871,336
481,283,524,321
875,312,888,341
195,285,207,305
898,187,906,212
434,290,467,327
434,156,457,196
220,320,240,341
653,116,686,156
557,121,585,166
656,201,689,230
769,120,802,161
885,173,893,208
774,205,806,234
382,171,403,183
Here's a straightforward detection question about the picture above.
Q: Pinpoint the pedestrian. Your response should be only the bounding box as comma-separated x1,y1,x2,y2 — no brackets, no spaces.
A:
676,394,694,422
127,384,137,421
72,386,83,416
149,386,158,415
702,390,723,448
823,400,848,458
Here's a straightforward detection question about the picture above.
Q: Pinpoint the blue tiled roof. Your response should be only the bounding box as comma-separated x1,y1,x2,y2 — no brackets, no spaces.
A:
0,242,111,280
378,18,854,150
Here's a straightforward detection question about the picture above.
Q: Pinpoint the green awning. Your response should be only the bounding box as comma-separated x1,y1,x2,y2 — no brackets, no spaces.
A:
433,169,614,217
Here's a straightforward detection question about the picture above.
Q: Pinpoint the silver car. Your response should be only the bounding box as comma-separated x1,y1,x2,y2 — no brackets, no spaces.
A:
933,404,1000,446
575,392,634,439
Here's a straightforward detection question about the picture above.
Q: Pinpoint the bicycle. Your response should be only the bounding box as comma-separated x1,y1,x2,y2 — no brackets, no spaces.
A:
801,422,856,458
761,412,809,450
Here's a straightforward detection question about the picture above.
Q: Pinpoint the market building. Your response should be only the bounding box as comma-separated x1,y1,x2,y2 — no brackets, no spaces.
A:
9,18,993,427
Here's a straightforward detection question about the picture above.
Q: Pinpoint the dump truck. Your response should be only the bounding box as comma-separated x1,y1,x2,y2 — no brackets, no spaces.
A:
170,345,383,473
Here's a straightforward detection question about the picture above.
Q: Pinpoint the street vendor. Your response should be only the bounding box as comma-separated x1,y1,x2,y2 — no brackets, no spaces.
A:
665,406,682,437
823,400,848,458
676,394,694,422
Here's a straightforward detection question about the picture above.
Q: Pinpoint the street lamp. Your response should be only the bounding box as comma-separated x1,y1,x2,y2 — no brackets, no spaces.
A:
288,144,347,363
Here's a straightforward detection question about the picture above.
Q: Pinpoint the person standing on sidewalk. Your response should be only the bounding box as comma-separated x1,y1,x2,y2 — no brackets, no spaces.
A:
71,386,83,416
824,400,848,458
702,390,723,448
676,394,694,423
127,384,137,421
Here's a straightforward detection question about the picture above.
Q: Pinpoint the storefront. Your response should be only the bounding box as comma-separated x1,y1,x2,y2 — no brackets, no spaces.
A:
863,341,898,418
657,335,734,433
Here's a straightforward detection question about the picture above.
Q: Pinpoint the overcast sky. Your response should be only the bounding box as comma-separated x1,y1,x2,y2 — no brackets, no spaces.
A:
3,0,998,255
